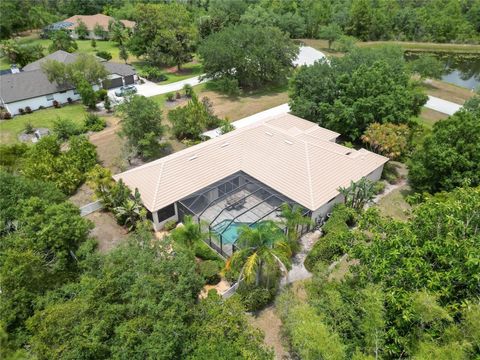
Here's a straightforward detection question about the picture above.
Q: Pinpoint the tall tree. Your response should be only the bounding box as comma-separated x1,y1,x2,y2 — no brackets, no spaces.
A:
409,110,480,193
129,3,198,69
199,24,299,90
48,30,78,53
117,95,165,160
289,46,427,140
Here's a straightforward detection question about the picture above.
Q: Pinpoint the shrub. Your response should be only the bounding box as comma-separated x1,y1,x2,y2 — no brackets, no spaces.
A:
176,91,181,99
67,97,73,104
138,65,167,82
25,106,32,114
38,106,45,110
219,119,235,134
373,181,386,195
4,112,11,119
183,83,194,97
18,108,25,115
104,96,111,112
24,122,34,134
198,260,221,285
163,219,177,231
52,118,83,140
96,50,112,60
215,77,240,96
96,89,108,102
237,285,275,312
166,92,175,101
304,204,356,271
382,162,401,184
84,113,106,132
53,100,61,108
194,241,223,261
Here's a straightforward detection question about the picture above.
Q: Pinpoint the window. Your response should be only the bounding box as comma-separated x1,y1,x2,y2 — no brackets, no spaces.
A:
46,94,54,101
157,204,175,222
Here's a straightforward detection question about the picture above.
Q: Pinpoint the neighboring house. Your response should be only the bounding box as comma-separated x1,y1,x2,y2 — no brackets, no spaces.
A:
0,50,137,116
114,114,388,255
45,14,135,39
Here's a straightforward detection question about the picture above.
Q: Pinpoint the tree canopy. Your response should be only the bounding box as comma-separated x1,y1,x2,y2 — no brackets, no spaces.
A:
198,24,299,90
117,95,165,160
289,46,427,140
409,110,480,193
129,3,198,69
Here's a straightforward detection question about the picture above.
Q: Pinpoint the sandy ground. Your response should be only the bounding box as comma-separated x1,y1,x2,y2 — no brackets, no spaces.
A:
420,107,449,127
69,183,95,207
423,79,475,104
248,306,291,360
199,279,231,299
85,211,129,253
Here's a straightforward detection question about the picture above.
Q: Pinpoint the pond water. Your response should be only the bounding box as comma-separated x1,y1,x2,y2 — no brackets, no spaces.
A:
406,52,480,90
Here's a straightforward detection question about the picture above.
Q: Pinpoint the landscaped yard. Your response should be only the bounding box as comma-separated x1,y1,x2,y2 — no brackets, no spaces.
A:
0,103,87,144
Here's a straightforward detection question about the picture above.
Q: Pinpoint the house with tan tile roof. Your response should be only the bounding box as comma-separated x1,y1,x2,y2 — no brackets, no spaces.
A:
114,114,388,255
46,14,135,40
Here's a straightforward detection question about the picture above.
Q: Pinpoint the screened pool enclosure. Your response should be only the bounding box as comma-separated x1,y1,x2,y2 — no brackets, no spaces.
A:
177,172,311,257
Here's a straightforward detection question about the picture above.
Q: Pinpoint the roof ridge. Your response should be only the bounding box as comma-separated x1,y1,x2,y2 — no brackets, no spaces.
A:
151,162,165,210
303,141,315,210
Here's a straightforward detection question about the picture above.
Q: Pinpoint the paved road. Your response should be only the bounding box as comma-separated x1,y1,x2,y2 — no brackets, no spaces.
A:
425,95,462,115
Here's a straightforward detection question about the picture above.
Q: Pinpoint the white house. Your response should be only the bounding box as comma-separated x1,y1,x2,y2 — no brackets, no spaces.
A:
0,51,137,116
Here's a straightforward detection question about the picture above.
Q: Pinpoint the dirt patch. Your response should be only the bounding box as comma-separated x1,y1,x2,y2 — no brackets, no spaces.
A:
248,306,291,360
85,211,129,252
69,183,95,207
420,107,449,128
88,117,125,174
199,279,231,299
200,90,289,121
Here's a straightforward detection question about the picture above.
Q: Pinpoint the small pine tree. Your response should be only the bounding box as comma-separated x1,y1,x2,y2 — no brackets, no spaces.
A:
104,95,111,112
119,46,129,64
91,38,97,49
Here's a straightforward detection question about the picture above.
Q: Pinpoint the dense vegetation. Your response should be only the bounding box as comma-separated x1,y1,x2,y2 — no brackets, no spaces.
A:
289,46,427,140
409,109,480,193
281,186,480,359
2,0,478,43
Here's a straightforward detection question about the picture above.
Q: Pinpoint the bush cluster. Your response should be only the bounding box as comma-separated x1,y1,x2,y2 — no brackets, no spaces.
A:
198,260,221,285
304,204,356,271
84,113,106,132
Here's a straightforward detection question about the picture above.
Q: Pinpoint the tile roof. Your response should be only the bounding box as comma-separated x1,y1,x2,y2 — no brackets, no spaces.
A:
62,14,135,31
114,114,388,212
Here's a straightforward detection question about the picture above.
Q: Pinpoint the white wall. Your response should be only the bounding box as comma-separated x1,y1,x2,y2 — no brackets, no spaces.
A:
70,30,108,40
310,163,386,223
151,203,179,231
5,90,81,116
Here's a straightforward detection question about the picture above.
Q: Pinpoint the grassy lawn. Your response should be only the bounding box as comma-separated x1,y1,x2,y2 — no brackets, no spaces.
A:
375,184,412,221
298,38,480,56
0,103,87,144
421,79,474,104
418,108,448,129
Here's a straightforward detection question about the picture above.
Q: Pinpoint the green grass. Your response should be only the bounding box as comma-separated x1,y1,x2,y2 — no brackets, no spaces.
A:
358,41,480,53
0,104,87,144
0,36,133,70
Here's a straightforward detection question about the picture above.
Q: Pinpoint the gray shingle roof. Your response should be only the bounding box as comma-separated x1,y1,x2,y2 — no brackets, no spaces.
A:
0,51,136,103
0,70,73,103
22,50,78,72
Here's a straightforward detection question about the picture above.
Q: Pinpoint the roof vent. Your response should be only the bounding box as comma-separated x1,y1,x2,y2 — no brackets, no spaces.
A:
284,140,293,145
346,151,352,155
221,142,229,148
265,131,273,136
188,155,198,161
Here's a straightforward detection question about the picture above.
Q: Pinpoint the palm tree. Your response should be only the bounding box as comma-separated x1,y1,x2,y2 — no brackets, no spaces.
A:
280,203,313,243
227,221,292,287
170,215,204,249
114,189,145,231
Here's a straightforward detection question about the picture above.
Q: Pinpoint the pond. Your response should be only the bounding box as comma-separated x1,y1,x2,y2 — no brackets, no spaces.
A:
406,52,480,90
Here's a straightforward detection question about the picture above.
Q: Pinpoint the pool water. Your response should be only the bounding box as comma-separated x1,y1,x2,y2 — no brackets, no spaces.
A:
211,220,250,244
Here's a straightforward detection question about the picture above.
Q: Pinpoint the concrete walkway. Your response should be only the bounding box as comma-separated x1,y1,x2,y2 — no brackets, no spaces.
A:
425,95,462,115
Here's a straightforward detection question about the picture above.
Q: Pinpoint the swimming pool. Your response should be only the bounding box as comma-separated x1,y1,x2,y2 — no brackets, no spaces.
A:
211,220,251,244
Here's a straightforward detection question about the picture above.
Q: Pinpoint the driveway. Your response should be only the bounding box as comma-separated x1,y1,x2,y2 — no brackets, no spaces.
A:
424,95,462,115
108,76,205,104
